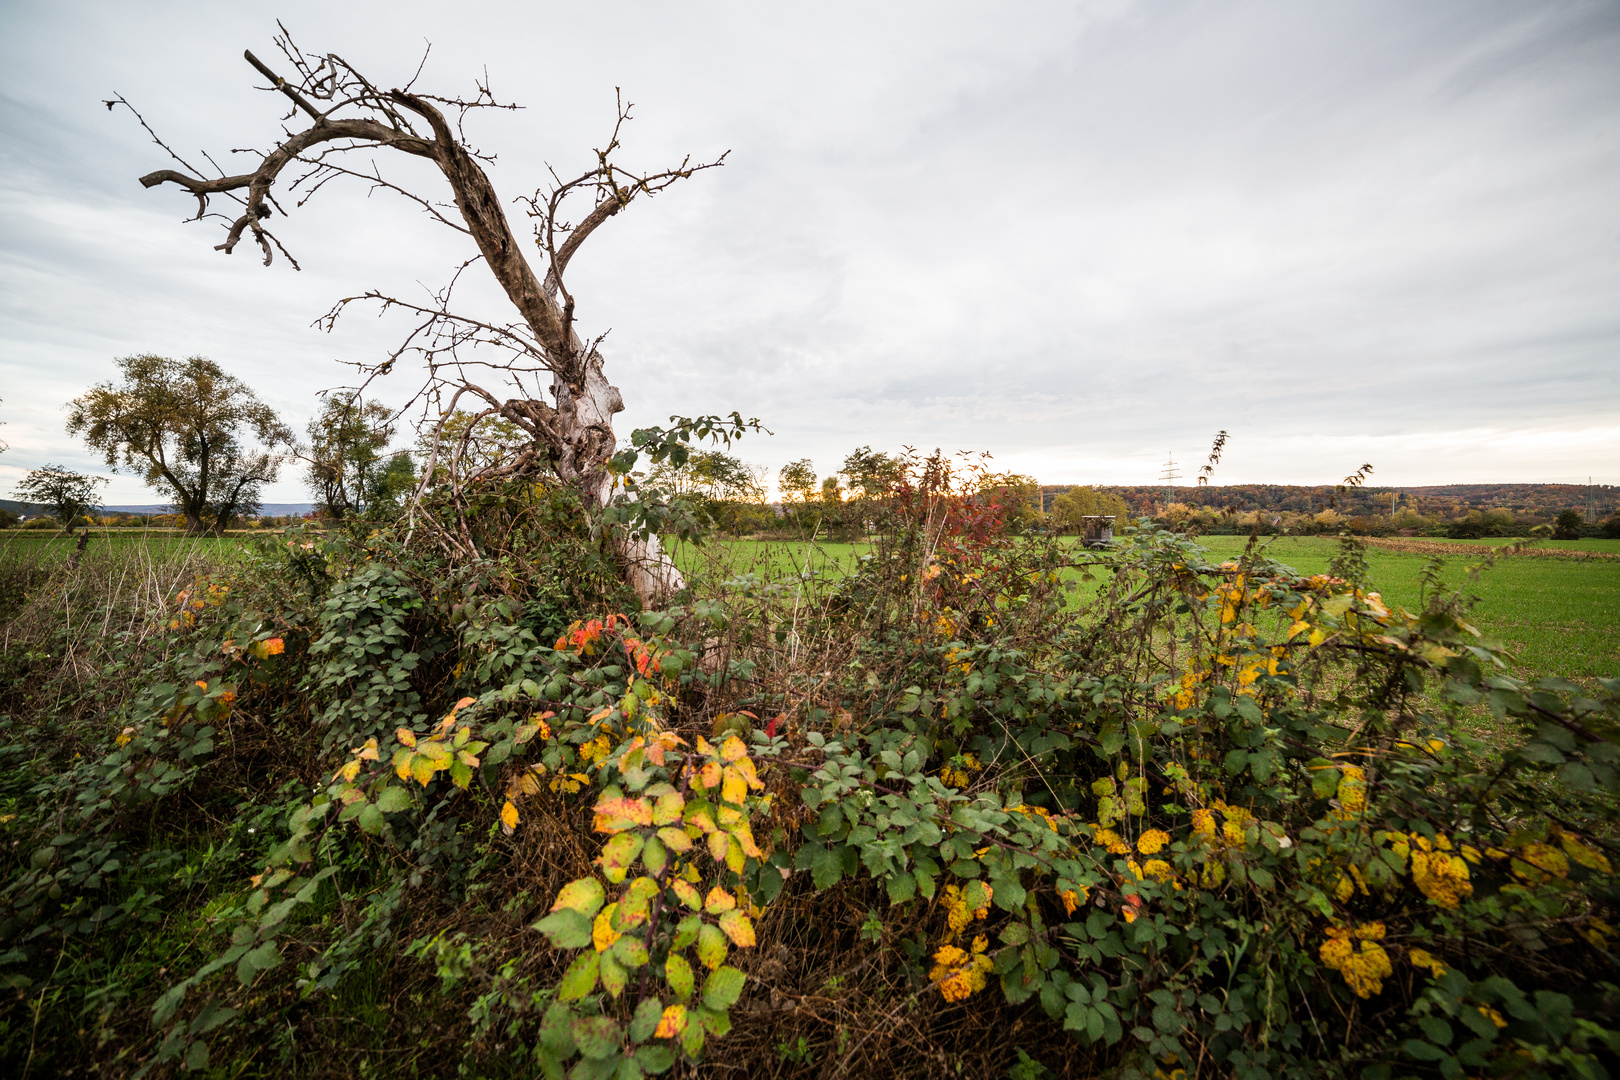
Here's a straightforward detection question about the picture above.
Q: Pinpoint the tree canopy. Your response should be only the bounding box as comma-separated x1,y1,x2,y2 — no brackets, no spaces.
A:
12,465,105,531
66,354,290,535
300,396,415,521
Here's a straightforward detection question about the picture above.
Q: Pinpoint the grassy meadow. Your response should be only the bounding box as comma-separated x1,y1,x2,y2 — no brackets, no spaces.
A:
8,528,1613,684
674,532,1619,684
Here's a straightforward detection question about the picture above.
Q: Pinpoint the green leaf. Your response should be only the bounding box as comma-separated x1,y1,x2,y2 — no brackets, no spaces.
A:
811,845,843,889
601,834,645,884
702,966,746,1011
557,952,600,1001
1559,762,1596,791
1417,1017,1452,1046
601,949,629,998
184,1038,209,1071
681,1011,706,1057
540,1002,577,1053
635,1045,675,1074
886,871,916,905
235,941,281,986
355,803,386,835
1310,764,1342,799
1403,1039,1448,1062
534,909,593,949
375,787,412,813
188,1001,239,1036
611,936,650,969
695,923,729,971
672,915,702,951
914,868,937,900
572,1015,622,1059
631,997,663,1042
665,953,696,1001
641,836,668,877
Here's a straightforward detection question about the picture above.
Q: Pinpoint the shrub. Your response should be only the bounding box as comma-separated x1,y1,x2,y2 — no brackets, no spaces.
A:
1,458,1617,1078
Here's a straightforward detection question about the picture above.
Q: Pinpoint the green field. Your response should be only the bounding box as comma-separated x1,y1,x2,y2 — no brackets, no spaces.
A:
0,529,259,562
8,529,1613,683
1196,535,1618,682
1384,536,1620,553
682,534,1619,684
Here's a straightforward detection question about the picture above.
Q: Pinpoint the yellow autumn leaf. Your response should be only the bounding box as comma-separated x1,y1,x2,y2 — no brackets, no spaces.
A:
396,727,418,748
658,826,694,853
718,909,756,947
654,1004,687,1038
593,905,621,951
721,766,748,806
410,755,437,786
500,800,519,831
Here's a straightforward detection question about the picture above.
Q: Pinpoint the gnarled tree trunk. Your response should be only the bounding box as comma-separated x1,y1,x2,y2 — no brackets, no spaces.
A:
121,34,722,603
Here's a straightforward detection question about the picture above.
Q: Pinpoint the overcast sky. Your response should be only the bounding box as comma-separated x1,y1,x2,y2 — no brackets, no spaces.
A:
2,0,1617,503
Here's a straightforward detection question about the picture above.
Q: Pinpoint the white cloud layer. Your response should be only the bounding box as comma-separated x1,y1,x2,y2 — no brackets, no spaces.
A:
1,0,1616,502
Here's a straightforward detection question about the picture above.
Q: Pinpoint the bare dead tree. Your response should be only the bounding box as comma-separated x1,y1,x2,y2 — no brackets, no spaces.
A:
109,25,727,600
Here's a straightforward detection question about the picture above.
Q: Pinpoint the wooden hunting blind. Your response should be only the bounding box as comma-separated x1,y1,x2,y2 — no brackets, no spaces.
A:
1082,515,1115,549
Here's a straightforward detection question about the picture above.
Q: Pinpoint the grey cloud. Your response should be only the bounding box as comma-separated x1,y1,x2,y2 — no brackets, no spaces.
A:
1,0,1617,501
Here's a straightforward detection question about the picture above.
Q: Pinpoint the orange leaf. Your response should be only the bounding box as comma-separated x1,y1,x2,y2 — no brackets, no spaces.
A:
592,797,653,833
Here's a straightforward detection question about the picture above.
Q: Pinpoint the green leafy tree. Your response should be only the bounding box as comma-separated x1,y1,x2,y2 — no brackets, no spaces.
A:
1554,508,1584,540
838,446,902,500
647,451,763,503
13,465,106,533
1051,485,1129,533
67,355,291,535
778,459,817,503
977,471,1044,529
300,396,416,520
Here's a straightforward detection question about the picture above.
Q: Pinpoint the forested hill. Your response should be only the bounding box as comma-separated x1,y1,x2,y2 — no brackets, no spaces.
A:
1039,483,1616,518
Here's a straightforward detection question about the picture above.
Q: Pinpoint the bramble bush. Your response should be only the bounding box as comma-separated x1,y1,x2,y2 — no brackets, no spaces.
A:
1,445,1617,1078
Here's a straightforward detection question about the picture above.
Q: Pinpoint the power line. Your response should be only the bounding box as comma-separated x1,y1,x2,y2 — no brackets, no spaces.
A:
1158,451,1180,507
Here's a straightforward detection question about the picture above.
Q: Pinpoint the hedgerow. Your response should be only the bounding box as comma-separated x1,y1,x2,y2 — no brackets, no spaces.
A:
2,450,1618,1078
